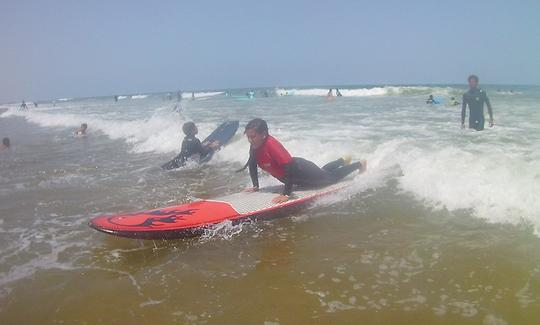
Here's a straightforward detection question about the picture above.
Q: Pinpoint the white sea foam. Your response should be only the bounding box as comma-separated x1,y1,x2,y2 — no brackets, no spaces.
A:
182,91,224,99
2,106,188,154
395,144,540,232
275,86,456,97
130,94,148,99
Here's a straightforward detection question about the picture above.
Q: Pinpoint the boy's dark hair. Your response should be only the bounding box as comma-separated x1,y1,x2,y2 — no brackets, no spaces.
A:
81,123,88,129
468,74,479,83
182,122,197,136
2,137,10,147
245,118,268,135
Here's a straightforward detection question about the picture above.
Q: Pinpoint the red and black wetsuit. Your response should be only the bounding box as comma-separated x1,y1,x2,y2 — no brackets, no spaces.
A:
247,135,361,196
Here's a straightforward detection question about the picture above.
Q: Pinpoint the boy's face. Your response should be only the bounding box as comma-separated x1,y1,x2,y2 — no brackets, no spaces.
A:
246,129,266,148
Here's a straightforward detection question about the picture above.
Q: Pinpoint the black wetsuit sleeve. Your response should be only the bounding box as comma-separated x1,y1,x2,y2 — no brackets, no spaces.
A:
485,92,493,119
192,138,213,157
248,150,259,188
461,94,467,125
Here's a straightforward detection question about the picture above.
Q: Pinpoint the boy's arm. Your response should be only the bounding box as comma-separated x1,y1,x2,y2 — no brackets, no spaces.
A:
248,151,259,188
485,93,494,123
461,94,467,126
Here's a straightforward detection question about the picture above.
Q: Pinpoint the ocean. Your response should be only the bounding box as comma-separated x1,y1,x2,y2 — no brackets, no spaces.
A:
1,85,539,324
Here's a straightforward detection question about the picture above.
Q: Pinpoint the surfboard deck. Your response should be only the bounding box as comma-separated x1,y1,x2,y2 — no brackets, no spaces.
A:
89,180,352,239
162,121,239,170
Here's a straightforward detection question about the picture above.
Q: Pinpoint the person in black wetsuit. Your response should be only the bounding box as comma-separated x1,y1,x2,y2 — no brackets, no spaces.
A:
461,75,494,131
164,122,220,169
241,118,367,203
426,95,436,104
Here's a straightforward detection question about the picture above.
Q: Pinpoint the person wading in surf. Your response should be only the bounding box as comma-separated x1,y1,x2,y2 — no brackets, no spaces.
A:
240,118,367,204
461,74,494,131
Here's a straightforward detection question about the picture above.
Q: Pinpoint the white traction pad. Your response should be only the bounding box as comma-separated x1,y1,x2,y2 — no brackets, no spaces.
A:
209,181,352,214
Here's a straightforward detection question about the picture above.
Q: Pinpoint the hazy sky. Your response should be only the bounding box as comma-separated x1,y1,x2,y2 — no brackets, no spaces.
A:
1,0,539,102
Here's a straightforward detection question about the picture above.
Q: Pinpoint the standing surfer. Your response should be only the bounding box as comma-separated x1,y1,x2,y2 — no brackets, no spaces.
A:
461,75,494,131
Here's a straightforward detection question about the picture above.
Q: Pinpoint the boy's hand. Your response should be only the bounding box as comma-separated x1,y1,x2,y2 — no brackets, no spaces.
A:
208,140,220,150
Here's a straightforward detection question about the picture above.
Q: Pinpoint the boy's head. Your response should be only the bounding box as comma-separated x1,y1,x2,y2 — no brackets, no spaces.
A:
2,137,10,147
182,122,198,136
468,75,479,89
245,118,268,149
81,123,87,130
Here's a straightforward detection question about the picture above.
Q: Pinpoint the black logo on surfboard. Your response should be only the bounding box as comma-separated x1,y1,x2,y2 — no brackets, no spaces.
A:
108,209,198,227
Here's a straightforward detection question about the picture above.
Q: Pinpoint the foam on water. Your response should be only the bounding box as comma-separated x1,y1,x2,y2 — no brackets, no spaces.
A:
397,144,540,232
275,86,456,97
130,94,148,99
2,105,192,154
182,91,224,99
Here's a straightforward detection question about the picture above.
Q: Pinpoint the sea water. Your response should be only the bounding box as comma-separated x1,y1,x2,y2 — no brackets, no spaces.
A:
0,85,539,324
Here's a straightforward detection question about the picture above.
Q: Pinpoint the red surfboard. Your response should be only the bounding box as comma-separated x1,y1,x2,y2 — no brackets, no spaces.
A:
89,181,352,239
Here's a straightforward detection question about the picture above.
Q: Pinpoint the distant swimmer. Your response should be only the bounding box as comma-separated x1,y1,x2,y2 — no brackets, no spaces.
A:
33,102,38,108
167,122,220,168
240,118,367,204
426,95,438,104
114,95,119,102
461,75,494,131
20,100,28,110
191,92,195,100
336,89,343,97
0,137,10,151
263,90,270,98
75,123,88,136
327,89,334,97
449,97,460,106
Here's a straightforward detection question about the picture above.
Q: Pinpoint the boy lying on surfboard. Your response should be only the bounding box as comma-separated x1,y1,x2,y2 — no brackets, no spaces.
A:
163,122,220,169
239,118,367,204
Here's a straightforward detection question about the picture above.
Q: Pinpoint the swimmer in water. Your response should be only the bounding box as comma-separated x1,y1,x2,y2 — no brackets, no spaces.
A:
449,97,460,106
327,89,334,97
75,123,88,136
336,89,343,97
0,137,10,151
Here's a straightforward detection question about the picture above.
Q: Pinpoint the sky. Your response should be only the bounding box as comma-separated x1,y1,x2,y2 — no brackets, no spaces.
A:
1,0,539,102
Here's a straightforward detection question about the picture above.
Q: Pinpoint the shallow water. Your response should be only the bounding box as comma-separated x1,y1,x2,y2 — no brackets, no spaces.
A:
1,86,540,324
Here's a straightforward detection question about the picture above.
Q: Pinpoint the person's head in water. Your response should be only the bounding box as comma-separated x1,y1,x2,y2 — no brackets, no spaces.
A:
1,137,10,149
81,123,87,131
429,95,434,99
245,118,268,149
468,74,479,89
182,122,198,136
